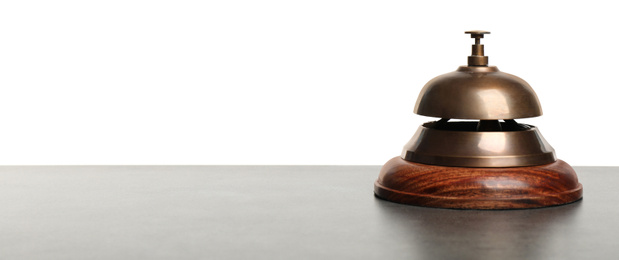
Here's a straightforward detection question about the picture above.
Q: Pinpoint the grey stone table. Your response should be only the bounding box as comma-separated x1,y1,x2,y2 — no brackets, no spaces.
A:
0,166,617,259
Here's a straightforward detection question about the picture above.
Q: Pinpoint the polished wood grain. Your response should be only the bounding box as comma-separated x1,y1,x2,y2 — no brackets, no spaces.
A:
375,157,583,209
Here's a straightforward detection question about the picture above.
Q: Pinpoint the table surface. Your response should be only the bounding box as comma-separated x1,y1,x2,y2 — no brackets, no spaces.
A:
0,165,617,259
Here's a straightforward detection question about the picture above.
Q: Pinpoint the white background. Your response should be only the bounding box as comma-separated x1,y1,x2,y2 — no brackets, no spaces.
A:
0,1,617,165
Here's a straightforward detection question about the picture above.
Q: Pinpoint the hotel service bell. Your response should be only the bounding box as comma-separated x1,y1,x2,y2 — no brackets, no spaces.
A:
374,31,582,209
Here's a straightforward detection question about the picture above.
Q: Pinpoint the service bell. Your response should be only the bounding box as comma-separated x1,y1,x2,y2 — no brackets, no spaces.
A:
374,31,582,209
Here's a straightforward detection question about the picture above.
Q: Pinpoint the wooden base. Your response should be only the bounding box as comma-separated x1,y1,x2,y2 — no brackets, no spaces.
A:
375,157,583,209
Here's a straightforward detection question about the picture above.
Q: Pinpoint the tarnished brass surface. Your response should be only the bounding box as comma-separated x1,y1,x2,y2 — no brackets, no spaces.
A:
465,30,490,36
414,31,543,119
414,66,542,119
401,122,556,167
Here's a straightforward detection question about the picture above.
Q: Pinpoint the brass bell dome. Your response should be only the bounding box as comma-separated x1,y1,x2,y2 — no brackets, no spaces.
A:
402,31,555,167
414,31,542,120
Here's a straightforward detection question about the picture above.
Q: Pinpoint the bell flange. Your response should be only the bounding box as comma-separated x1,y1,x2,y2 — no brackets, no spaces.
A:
402,121,556,168
414,66,543,120
375,157,583,209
